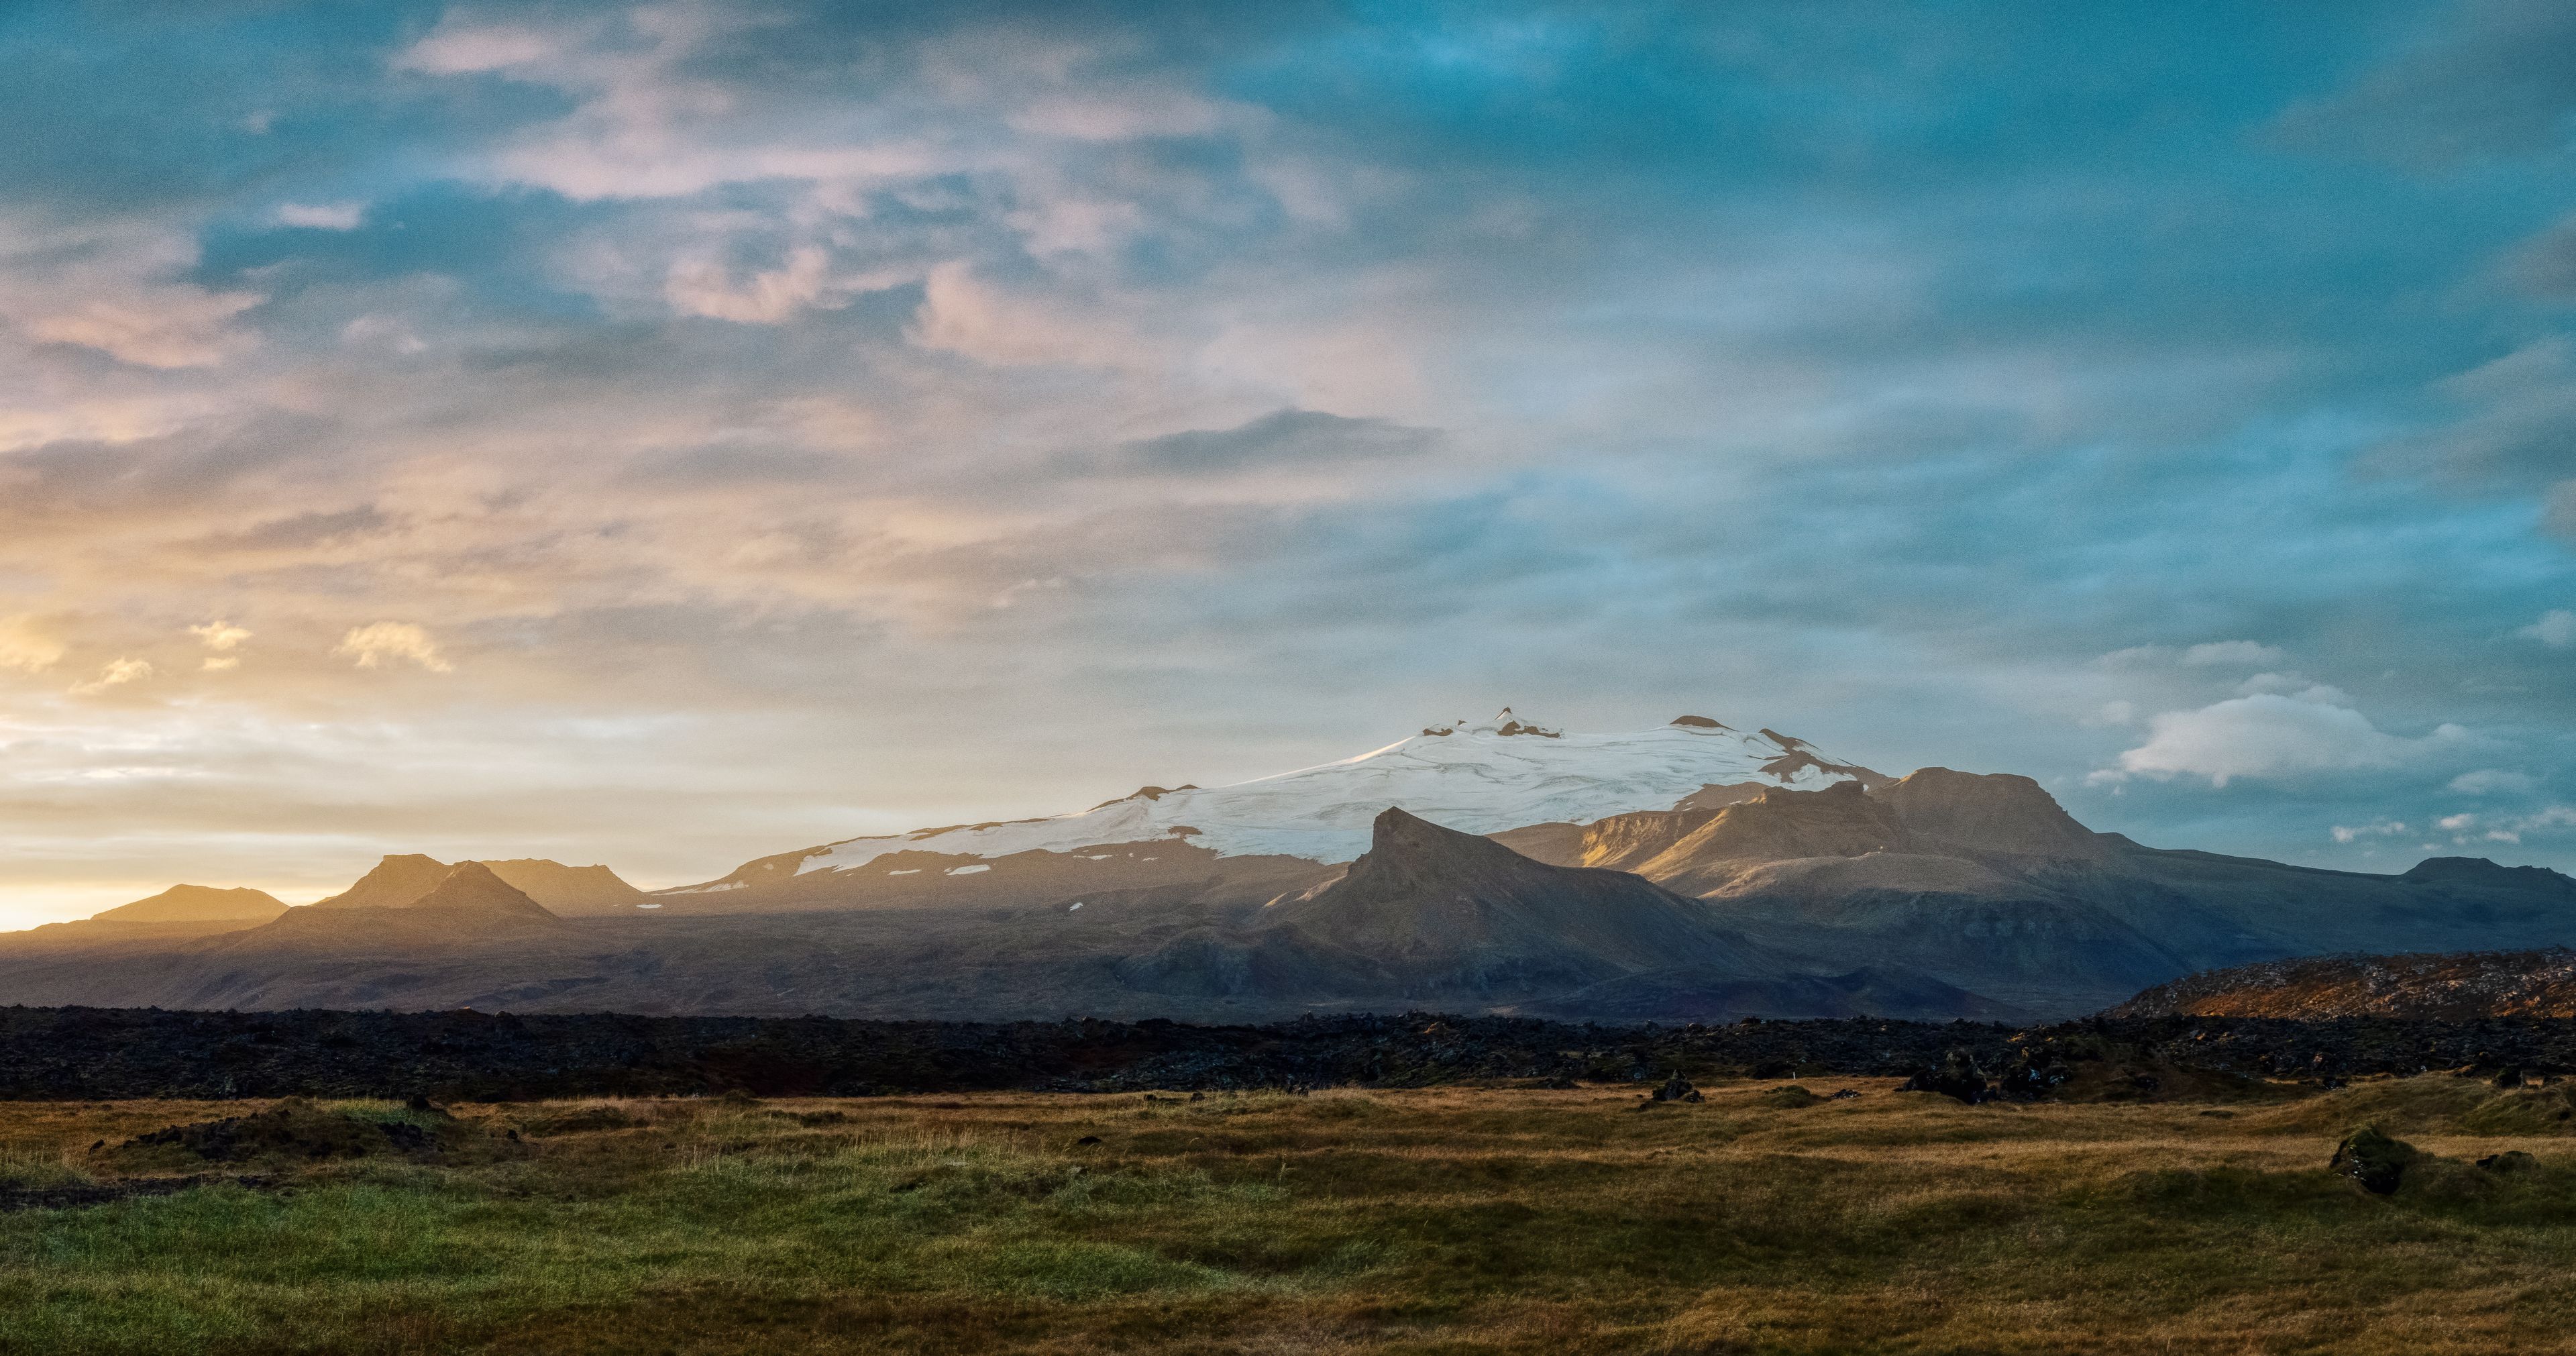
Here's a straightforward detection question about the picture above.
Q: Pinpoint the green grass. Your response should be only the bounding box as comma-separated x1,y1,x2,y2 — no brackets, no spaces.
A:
5,1079,2576,1353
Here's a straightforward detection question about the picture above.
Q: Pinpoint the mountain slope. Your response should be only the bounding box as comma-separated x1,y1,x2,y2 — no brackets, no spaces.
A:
213,862,564,956
313,855,451,908
1604,768,2576,1014
668,712,1885,904
1259,807,1772,988
2112,949,2576,1020
1111,809,2010,1020
310,853,647,916
481,860,650,915
89,885,286,925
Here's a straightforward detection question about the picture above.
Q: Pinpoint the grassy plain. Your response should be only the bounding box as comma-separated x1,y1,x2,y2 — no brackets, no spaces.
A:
5,1076,2576,1354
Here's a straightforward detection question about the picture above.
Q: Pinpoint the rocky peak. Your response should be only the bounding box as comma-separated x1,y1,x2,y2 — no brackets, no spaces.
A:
311,854,451,909
400,862,560,920
1421,708,1562,738
1873,768,2104,859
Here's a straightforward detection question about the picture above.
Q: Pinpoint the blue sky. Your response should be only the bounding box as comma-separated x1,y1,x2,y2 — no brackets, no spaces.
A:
0,0,2571,922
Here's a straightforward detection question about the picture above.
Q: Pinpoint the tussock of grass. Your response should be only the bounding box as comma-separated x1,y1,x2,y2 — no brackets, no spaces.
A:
7,1078,2576,1352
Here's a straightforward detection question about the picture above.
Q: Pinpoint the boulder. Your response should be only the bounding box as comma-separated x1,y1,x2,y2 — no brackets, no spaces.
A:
1651,1073,1703,1103
2330,1125,2416,1196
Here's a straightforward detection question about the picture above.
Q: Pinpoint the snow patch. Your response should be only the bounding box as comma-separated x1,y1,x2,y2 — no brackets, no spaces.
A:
785,715,1876,872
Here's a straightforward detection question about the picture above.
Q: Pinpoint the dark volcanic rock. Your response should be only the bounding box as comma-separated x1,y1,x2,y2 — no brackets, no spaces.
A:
1651,1073,1702,1103
2330,1125,2416,1196
1994,1044,2072,1101
2114,948,2576,1021
15,1006,2576,1104
1898,1047,1994,1104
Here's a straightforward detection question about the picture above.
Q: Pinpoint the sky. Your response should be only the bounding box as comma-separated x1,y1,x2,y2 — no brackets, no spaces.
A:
2,0,2573,927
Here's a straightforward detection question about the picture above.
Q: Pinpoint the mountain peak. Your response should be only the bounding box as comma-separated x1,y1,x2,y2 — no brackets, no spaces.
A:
689,712,1888,887
405,862,559,919
1262,806,1761,987
2403,857,2576,893
1421,707,1562,739
89,884,288,925
1874,767,2105,858
312,854,451,909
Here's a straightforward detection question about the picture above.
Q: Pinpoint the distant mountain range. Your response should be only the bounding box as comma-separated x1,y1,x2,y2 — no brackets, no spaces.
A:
7,710,2574,1022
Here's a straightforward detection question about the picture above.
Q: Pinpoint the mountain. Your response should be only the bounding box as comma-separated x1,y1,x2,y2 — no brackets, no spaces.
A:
9,713,2576,1024
258,862,564,937
312,855,451,908
309,854,646,915
1110,808,2010,1020
0,884,290,955
2112,948,2576,1020
480,860,651,915
660,711,1883,911
1240,807,1780,995
89,885,286,925
1553,770,2576,1015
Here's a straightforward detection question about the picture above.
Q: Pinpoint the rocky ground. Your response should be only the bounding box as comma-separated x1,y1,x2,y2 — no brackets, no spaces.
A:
11,1004,2576,1101
2115,947,2576,1020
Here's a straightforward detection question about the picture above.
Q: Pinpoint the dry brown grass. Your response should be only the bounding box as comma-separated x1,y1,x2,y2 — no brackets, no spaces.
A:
5,1077,2576,1353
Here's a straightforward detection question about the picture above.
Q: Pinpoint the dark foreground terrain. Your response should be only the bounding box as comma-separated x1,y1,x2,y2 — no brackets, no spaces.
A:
10,1076,2576,1354
12,1005,2576,1102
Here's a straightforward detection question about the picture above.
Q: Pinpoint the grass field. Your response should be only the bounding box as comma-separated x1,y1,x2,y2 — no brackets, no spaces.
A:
5,1075,2576,1354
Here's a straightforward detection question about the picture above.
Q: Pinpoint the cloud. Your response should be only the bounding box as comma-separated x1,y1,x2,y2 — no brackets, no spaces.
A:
1007,89,1231,142
2521,609,2576,648
0,220,264,368
1103,409,1440,476
2096,645,2175,670
188,619,252,651
23,289,262,368
394,21,561,76
2451,768,2540,796
2273,0,2576,166
2377,339,2576,511
2451,806,2576,845
189,620,251,670
908,262,1140,369
2507,213,2576,297
663,246,902,325
2111,692,2470,787
69,658,154,695
2332,820,2408,843
334,623,453,672
272,202,366,230
0,616,65,673
2182,640,2288,668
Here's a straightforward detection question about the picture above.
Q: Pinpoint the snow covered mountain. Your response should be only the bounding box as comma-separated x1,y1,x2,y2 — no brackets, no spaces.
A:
672,711,1883,893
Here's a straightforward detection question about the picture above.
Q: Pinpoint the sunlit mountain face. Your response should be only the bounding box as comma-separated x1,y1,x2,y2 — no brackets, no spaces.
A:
3,2,2574,929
